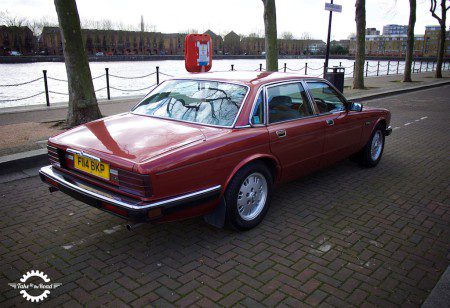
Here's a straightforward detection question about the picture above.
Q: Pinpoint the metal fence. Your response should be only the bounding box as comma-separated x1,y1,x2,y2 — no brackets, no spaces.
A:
0,60,449,106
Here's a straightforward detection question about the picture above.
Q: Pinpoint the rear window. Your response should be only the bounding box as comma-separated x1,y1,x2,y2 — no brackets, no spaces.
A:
132,80,248,127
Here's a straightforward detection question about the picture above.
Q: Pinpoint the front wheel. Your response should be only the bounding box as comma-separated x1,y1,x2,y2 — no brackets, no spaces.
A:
360,124,385,168
225,162,273,231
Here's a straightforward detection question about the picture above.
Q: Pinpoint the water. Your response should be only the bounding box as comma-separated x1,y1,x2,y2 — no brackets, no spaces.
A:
0,58,411,108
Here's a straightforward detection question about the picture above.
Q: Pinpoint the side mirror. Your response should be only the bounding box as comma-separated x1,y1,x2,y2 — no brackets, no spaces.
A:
348,102,363,112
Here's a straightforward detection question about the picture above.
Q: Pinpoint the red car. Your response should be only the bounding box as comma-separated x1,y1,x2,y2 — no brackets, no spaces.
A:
40,71,392,231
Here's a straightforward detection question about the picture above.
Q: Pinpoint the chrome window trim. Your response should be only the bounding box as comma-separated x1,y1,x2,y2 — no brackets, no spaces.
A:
304,79,349,115
40,165,222,210
264,80,316,125
248,86,267,126
130,78,251,129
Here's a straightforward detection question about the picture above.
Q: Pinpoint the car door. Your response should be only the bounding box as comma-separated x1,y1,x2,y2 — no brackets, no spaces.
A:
305,81,364,166
261,81,327,182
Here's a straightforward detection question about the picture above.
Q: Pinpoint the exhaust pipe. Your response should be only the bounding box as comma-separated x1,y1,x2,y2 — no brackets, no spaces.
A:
126,223,144,231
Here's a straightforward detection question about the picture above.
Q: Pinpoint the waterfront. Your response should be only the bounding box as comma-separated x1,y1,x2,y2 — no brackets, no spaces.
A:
0,58,433,108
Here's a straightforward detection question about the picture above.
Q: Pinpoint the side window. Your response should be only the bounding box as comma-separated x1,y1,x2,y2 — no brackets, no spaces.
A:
307,82,345,114
251,91,265,125
267,83,312,124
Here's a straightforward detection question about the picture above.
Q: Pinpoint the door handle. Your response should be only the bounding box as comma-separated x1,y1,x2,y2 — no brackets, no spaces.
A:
276,129,287,138
326,119,334,126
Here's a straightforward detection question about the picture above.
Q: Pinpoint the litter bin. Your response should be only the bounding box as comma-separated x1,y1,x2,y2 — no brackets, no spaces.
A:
324,66,345,93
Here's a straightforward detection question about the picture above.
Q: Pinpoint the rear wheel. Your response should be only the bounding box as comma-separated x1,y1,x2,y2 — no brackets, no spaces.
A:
360,124,385,167
225,162,273,231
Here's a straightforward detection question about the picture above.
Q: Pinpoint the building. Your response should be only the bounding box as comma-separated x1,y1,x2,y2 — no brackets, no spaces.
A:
349,24,450,58
0,25,34,55
240,36,264,55
366,28,380,36
204,30,223,55
223,31,240,55
383,24,408,36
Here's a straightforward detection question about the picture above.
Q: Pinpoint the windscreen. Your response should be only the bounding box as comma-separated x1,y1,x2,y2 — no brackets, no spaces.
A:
132,80,248,127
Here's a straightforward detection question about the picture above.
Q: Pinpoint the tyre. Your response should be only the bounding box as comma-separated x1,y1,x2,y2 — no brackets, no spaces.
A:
225,162,273,231
359,124,386,168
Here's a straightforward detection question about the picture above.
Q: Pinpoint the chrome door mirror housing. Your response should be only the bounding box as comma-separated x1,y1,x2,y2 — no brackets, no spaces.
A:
348,102,363,112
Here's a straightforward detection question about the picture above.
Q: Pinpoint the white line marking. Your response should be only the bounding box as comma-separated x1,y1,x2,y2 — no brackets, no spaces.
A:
393,127,400,130
61,224,123,250
420,116,428,120
404,122,411,126
415,119,420,122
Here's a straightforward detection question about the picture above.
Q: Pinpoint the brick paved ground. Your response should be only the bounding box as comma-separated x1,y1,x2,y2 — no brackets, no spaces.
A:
0,85,449,307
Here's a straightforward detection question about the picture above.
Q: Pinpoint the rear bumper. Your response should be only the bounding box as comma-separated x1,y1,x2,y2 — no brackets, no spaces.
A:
39,165,221,222
385,126,392,136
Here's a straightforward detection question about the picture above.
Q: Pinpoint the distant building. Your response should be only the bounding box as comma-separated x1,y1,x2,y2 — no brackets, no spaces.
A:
223,31,240,55
0,25,34,55
204,30,223,55
383,24,408,36
366,28,380,36
423,25,450,57
240,36,264,55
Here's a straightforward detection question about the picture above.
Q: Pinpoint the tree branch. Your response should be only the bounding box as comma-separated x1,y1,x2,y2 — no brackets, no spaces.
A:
429,0,442,23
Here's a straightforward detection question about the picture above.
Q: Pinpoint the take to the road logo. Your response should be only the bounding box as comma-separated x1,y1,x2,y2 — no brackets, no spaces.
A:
8,270,62,303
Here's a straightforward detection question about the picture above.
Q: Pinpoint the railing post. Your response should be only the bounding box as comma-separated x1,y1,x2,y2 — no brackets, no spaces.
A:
365,61,369,77
284,63,287,73
339,61,342,67
396,60,399,74
413,60,415,73
426,61,429,72
353,62,355,78
387,61,390,75
377,61,380,76
419,60,422,73
105,68,110,100
259,63,262,71
432,61,435,71
305,62,308,75
231,64,234,71
43,70,50,107
156,66,160,85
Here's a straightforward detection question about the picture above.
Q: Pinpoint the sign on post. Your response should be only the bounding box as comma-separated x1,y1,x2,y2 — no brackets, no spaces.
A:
185,34,212,73
325,3,342,12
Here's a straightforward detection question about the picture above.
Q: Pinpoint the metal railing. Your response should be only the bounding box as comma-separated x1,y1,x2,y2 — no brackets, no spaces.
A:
0,60,448,106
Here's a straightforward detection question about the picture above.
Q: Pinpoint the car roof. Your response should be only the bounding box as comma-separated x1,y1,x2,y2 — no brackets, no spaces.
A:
175,71,321,86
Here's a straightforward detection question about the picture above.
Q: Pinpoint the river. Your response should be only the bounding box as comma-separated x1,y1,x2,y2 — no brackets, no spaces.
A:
0,58,416,108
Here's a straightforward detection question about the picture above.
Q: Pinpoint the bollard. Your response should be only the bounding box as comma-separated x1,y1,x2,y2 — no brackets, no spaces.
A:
396,60,399,74
156,66,160,85
339,61,342,67
305,63,308,75
259,63,262,71
377,61,380,76
43,70,50,107
365,61,369,77
413,60,415,73
426,61,429,72
284,63,287,73
387,61,390,75
353,62,355,78
419,61,422,73
231,64,234,71
105,68,110,100
432,61,435,71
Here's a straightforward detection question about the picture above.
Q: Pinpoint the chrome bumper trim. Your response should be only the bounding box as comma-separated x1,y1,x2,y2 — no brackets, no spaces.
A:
39,165,222,210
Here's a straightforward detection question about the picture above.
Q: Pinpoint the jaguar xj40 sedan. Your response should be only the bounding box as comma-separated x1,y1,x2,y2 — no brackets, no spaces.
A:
40,71,392,231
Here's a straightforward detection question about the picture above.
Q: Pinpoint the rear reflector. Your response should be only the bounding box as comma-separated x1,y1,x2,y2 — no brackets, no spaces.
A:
45,177,59,188
102,202,128,217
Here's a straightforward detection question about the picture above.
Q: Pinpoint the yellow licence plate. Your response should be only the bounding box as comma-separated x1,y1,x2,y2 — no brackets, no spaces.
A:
74,154,110,180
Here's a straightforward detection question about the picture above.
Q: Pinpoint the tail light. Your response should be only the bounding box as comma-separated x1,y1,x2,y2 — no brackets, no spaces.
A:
117,169,152,198
47,145,62,166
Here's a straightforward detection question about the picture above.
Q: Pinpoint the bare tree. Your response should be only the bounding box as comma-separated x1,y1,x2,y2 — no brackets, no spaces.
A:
353,0,366,89
403,0,416,82
54,0,102,126
0,10,27,27
300,32,312,40
261,0,278,71
429,0,448,78
281,31,294,40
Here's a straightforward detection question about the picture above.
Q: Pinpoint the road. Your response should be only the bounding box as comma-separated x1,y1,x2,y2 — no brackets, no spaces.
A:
1,85,449,306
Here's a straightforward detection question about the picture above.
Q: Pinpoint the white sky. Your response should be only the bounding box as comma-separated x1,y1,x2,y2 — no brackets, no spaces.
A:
0,0,444,40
